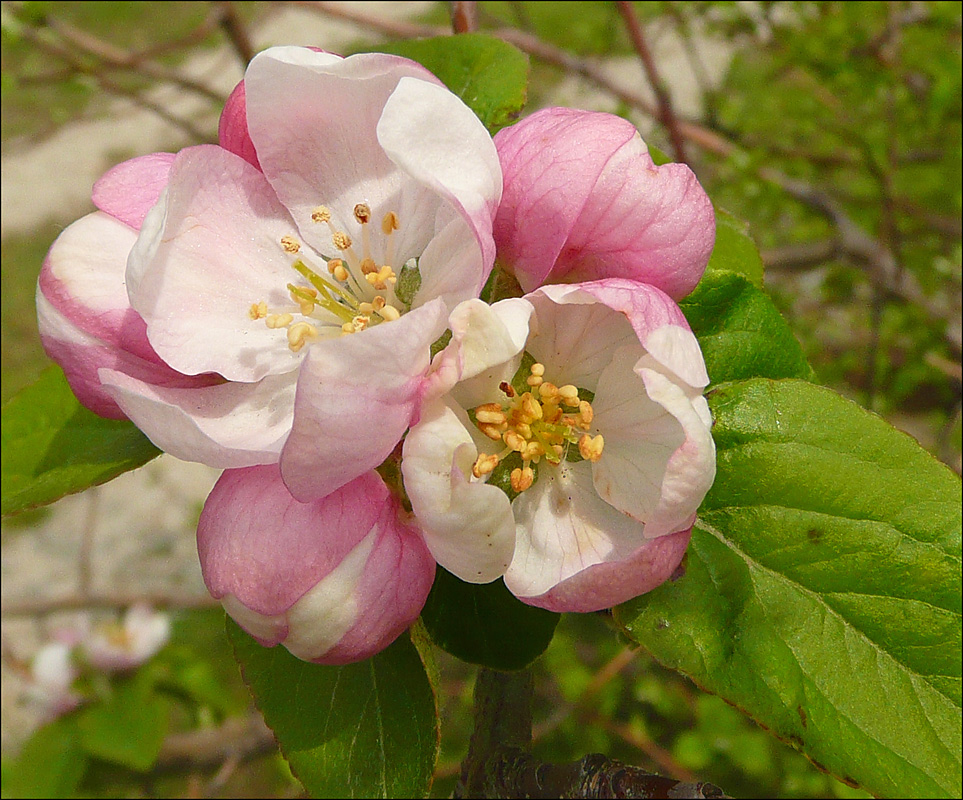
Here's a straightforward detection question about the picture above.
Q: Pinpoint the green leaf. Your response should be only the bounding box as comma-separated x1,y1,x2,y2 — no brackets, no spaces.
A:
421,567,559,670
680,270,813,385
1,366,161,516
228,621,439,799
0,718,87,798
375,34,529,133
615,378,962,799
705,209,765,287
76,676,170,772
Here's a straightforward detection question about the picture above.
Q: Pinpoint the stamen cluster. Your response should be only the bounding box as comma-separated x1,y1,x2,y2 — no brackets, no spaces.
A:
249,202,406,351
471,361,604,493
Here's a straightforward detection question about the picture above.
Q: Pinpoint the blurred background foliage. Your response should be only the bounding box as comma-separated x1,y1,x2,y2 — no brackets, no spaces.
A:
1,1,959,798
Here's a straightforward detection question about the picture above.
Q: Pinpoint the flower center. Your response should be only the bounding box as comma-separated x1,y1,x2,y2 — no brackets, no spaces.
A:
249,203,418,352
470,361,603,494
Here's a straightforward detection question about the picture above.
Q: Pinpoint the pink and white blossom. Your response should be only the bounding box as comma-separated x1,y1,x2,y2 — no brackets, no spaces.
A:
493,108,715,299
23,640,83,721
38,46,502,502
197,465,435,664
83,605,171,673
403,280,715,612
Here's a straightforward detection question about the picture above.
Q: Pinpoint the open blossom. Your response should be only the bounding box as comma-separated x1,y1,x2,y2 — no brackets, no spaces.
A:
23,640,83,722
83,605,171,673
402,280,715,612
197,466,435,664
493,107,715,299
37,46,501,503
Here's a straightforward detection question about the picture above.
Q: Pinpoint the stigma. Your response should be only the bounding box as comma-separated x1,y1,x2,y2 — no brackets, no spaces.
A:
249,202,407,353
470,362,604,494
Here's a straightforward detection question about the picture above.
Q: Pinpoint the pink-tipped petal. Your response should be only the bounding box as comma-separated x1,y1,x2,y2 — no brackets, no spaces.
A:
100,368,296,468
126,145,304,382
280,299,449,502
92,153,176,230
494,108,714,298
516,527,692,613
198,465,434,663
218,81,260,170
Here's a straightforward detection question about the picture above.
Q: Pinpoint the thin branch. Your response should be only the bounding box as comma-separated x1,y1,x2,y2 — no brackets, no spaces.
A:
214,1,256,67
451,1,479,34
615,1,688,163
156,713,276,772
2,592,219,617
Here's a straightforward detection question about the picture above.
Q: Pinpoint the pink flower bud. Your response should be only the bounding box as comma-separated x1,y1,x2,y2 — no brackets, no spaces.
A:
493,108,715,299
197,465,435,664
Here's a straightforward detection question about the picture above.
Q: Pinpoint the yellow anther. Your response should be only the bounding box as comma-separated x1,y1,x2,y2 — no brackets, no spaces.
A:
510,466,535,493
372,295,387,311
281,235,301,254
578,434,604,462
526,374,543,387
333,264,349,282
578,400,594,427
381,211,400,234
472,453,499,478
504,430,527,452
249,301,268,320
360,257,377,275
333,231,352,251
287,322,318,352
327,258,343,274
379,304,401,322
559,385,580,406
365,265,397,290
341,316,369,335
475,404,507,425
530,363,545,377
520,393,543,421
312,206,331,223
523,441,544,461
479,423,506,441
354,203,371,224
538,382,560,402
359,302,374,315
266,313,294,329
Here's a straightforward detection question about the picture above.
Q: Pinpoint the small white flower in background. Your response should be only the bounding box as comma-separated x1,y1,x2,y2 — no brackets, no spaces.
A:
24,639,83,721
83,604,171,673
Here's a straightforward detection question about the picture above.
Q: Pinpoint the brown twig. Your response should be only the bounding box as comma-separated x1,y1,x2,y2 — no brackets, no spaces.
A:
155,713,276,772
451,1,479,34
615,1,688,163
2,592,219,617
214,1,256,66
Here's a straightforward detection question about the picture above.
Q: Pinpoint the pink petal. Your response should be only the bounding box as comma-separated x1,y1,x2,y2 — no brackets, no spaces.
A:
516,527,692,613
280,299,449,501
244,48,445,262
100,368,295,468
218,80,260,170
198,465,434,664
126,145,305,381
495,108,714,299
39,212,157,363
92,153,176,230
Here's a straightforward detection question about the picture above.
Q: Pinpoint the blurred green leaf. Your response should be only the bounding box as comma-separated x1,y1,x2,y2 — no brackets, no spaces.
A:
704,209,766,287
228,621,439,799
1,366,161,516
0,718,87,798
681,270,813,385
376,34,528,133
616,378,962,799
76,676,171,772
421,567,559,670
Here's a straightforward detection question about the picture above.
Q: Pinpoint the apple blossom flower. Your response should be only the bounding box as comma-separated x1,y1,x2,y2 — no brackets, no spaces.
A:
493,107,715,300
403,280,715,612
197,465,435,664
37,46,502,503
83,605,171,673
